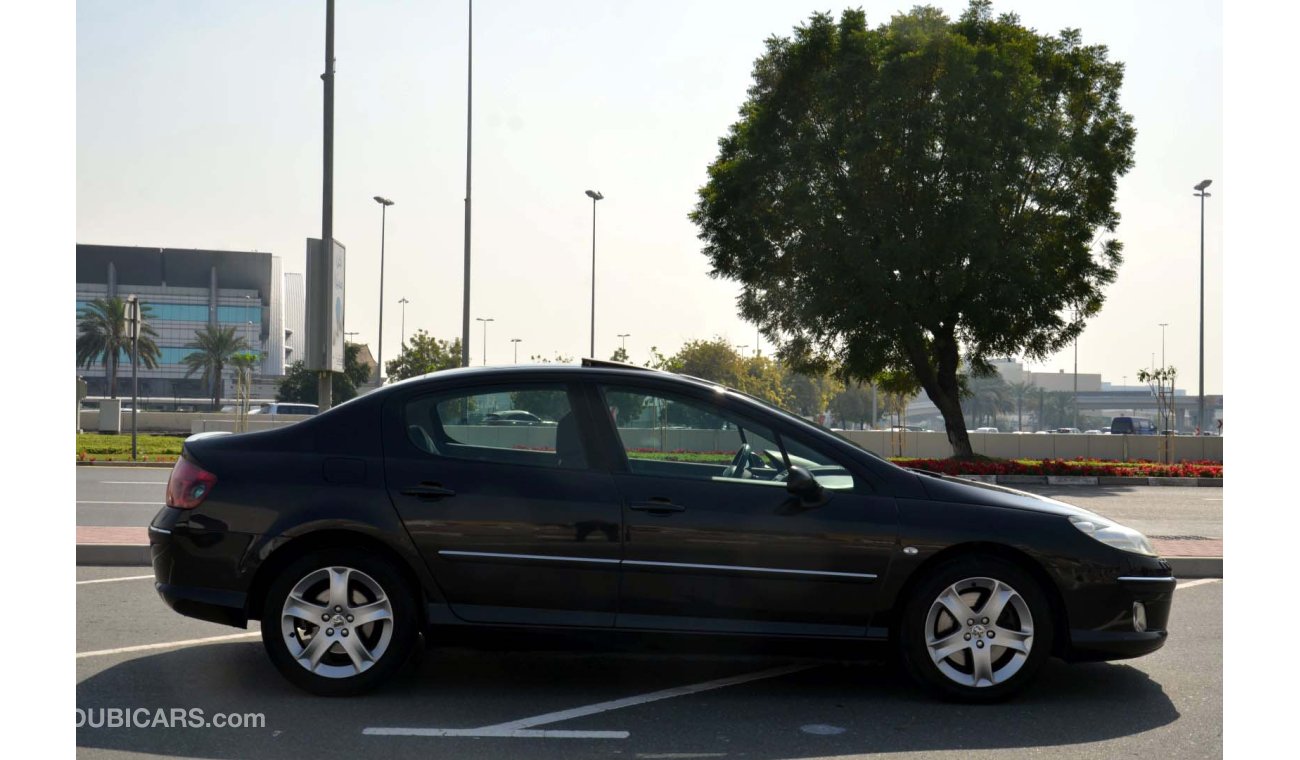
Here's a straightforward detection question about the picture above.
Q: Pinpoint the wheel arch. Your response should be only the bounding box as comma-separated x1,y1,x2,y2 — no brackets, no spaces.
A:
887,541,1071,657
245,529,429,626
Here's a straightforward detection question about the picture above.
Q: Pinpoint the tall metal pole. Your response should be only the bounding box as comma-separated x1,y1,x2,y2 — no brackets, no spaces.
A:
461,0,473,367
398,297,409,346
1193,179,1212,432
318,0,336,411
590,196,597,358
1159,323,1168,368
511,338,521,363
127,295,139,461
1072,310,1079,430
374,197,393,384
476,317,493,366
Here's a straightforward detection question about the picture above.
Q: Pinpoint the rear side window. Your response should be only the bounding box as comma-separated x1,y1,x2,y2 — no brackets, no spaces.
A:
403,384,588,470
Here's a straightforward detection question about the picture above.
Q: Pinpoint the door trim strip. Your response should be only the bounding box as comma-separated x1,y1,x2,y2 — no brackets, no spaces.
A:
623,559,876,580
438,550,620,565
436,551,876,580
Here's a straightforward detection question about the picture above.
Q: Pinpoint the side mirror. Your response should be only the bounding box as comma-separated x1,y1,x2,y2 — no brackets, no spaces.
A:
786,465,824,500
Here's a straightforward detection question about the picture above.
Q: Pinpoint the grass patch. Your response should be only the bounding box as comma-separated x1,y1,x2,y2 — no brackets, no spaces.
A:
77,433,183,462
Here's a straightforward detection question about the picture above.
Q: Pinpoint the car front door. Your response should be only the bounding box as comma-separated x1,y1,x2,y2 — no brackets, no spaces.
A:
384,380,623,627
595,382,898,636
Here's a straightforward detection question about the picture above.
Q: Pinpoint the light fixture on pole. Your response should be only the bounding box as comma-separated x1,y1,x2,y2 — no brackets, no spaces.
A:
617,333,630,354
585,189,604,358
511,337,522,363
398,297,409,346
475,317,494,366
373,196,394,383
1193,178,1212,433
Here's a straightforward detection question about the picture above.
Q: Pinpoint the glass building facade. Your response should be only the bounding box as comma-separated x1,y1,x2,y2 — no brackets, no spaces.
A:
76,245,288,399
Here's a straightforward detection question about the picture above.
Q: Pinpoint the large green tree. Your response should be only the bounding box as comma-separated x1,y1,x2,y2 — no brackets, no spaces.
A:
181,325,251,408
277,344,370,404
76,297,162,398
691,3,1135,457
385,332,463,382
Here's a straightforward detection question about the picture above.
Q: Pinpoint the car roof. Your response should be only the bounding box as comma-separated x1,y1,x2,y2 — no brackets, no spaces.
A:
380,360,720,393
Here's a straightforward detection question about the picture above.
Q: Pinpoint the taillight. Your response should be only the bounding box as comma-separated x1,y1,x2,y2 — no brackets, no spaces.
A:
166,456,218,509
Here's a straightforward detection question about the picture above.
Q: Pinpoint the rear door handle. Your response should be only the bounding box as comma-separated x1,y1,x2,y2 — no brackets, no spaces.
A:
401,483,457,500
629,499,686,514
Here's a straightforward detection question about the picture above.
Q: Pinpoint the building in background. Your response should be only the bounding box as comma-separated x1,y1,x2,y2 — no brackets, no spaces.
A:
76,244,286,399
283,271,305,366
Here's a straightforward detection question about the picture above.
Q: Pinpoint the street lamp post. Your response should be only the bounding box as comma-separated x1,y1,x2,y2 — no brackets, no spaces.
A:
585,189,604,358
476,317,493,366
1194,179,1212,433
511,338,522,363
461,0,474,368
373,196,394,384
398,297,409,346
1159,322,1168,368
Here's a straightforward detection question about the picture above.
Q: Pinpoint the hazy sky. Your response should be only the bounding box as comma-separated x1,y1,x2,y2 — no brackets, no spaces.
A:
76,0,1222,392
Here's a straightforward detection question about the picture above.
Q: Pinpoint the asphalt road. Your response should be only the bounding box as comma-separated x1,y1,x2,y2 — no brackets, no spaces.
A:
76,566,1222,759
75,466,1223,540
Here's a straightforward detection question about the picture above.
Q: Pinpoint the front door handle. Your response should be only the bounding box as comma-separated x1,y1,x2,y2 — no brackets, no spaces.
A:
629,499,686,514
401,483,457,500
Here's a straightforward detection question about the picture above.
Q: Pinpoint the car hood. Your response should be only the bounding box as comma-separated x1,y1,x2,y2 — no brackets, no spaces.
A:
907,469,1102,520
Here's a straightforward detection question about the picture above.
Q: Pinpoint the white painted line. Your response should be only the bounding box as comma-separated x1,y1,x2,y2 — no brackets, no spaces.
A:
101,481,168,485
486,662,813,730
76,631,259,659
77,501,163,505
363,728,630,738
364,662,815,739
76,574,154,585
1177,578,1221,590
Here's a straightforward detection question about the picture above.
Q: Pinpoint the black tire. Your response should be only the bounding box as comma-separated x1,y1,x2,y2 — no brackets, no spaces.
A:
260,547,418,696
898,554,1054,702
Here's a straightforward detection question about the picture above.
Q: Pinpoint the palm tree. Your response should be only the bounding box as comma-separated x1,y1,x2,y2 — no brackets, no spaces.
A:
965,374,1011,428
182,325,251,408
76,297,162,398
1008,380,1037,432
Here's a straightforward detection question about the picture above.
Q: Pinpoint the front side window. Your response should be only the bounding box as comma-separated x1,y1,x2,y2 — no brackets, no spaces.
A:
403,384,587,469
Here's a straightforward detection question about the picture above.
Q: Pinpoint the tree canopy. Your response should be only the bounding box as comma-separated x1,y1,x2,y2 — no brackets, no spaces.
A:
384,331,463,382
181,324,251,408
691,2,1135,456
76,297,162,398
277,343,371,404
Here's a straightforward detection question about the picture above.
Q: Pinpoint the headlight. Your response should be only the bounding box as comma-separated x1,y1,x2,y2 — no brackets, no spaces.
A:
1068,515,1156,556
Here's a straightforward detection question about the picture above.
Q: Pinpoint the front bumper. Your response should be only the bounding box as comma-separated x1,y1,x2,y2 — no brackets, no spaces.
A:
1063,575,1175,662
149,507,255,629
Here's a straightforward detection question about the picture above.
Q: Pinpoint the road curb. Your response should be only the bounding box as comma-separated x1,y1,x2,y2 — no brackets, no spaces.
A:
1045,475,1099,486
1167,556,1222,579
988,475,1222,487
76,461,173,468
77,544,151,566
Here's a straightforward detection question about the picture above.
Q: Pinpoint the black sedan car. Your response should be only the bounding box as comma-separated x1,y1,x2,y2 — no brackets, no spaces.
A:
150,360,1174,701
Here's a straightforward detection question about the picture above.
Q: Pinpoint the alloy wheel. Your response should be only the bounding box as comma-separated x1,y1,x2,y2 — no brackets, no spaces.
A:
280,566,395,679
923,576,1034,688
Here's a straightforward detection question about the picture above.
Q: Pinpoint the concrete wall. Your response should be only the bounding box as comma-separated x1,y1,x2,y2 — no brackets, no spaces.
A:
77,411,1224,462
839,431,1222,462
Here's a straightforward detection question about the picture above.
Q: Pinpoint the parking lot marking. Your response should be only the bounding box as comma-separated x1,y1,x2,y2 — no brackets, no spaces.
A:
76,574,154,585
101,481,168,485
364,662,815,739
77,500,163,505
1176,578,1221,590
76,631,259,659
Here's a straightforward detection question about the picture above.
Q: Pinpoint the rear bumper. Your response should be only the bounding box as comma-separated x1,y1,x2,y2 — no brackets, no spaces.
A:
150,507,254,629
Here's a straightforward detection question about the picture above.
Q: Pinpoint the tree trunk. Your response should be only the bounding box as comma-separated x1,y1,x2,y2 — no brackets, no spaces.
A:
214,362,223,409
928,381,974,458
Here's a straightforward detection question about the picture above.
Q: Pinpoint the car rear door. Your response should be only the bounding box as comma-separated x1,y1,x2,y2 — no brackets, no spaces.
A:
383,379,623,627
594,381,897,636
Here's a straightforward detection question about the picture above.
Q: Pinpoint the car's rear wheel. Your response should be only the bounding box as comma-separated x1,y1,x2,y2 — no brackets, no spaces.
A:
261,548,417,696
899,555,1053,702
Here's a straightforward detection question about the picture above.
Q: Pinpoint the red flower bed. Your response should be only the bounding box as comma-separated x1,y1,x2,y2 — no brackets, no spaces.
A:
892,457,1222,478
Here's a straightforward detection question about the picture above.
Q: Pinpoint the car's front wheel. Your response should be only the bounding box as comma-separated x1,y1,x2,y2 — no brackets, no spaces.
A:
261,548,417,696
899,555,1054,702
